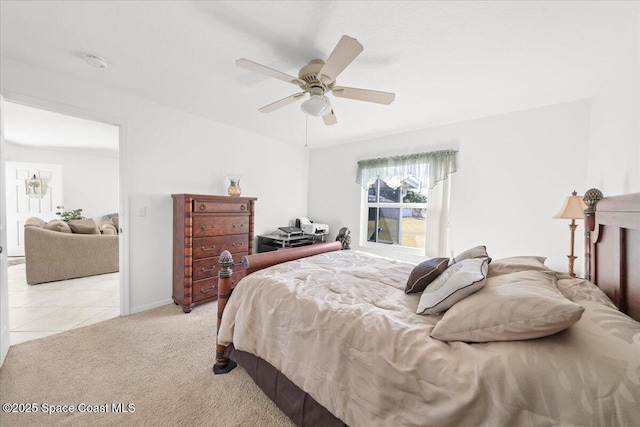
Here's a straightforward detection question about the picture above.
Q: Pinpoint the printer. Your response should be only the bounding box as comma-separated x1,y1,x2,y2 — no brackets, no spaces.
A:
298,218,329,235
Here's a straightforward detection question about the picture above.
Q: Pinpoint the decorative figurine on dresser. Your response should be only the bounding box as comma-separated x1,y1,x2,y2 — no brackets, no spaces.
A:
172,194,257,313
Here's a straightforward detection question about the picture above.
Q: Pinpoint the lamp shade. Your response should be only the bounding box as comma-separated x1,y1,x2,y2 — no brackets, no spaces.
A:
553,191,587,220
300,95,331,117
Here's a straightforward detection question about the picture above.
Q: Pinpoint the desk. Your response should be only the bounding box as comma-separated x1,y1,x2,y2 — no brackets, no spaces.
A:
257,233,326,253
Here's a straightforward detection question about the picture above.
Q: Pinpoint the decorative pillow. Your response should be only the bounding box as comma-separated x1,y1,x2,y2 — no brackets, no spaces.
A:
45,219,72,233
24,217,46,228
431,270,585,342
100,222,118,235
405,258,449,294
452,245,491,264
68,218,100,234
488,256,550,278
417,258,488,315
110,216,119,231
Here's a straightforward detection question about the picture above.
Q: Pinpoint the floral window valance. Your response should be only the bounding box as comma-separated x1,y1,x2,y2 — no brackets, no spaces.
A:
356,149,458,189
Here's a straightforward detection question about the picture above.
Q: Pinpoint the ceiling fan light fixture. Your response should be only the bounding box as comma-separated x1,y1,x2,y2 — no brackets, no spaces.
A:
300,95,331,117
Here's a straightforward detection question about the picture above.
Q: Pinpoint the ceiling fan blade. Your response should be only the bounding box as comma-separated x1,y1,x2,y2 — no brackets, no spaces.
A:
258,92,306,113
319,35,364,83
322,97,337,125
236,58,305,86
332,86,395,105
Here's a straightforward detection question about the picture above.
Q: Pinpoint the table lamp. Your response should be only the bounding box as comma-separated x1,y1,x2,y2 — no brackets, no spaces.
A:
553,191,587,278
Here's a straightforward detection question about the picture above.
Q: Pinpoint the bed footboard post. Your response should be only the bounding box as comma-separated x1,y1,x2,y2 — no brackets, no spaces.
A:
213,250,237,374
583,188,603,282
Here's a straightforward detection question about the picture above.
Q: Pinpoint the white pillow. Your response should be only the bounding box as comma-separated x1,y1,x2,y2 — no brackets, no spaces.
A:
431,270,585,342
417,258,488,315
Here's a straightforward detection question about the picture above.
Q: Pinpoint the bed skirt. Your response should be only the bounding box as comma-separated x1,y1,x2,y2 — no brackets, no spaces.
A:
225,345,347,427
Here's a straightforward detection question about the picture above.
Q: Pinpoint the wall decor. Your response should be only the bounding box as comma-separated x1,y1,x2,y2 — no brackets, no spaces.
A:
25,174,44,198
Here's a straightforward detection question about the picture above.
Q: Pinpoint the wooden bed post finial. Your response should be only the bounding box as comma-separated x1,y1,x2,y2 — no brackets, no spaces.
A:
213,250,237,374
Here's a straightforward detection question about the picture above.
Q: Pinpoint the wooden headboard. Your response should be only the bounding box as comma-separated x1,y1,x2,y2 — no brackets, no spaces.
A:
584,191,640,322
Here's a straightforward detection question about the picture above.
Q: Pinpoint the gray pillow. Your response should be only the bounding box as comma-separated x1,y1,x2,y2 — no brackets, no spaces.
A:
405,258,449,294
417,258,488,315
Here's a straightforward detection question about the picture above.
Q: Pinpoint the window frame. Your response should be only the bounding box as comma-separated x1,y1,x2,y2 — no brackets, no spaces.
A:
360,179,430,257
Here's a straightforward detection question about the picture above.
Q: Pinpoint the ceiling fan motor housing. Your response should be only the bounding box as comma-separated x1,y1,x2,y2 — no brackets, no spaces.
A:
299,60,335,95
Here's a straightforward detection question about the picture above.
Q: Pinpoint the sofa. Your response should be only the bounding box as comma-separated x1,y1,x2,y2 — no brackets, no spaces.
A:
24,217,119,285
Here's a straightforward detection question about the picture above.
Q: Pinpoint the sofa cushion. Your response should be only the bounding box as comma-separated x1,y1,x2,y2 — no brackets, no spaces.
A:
45,219,72,233
101,222,118,235
68,219,100,234
110,216,119,231
25,217,46,228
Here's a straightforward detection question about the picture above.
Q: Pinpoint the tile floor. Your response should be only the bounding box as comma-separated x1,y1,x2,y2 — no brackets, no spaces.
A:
8,260,120,345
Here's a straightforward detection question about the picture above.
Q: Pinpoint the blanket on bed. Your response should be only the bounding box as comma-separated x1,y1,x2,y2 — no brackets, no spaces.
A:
218,251,640,427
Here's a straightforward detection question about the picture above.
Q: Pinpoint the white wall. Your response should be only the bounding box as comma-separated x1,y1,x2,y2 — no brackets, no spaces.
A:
586,4,640,195
1,58,309,313
309,100,591,275
3,142,119,219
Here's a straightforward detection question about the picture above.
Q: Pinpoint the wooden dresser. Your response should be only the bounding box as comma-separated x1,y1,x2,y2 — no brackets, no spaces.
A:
172,194,257,313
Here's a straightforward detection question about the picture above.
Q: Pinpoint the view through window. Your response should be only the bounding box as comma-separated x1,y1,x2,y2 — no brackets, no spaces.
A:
367,176,428,249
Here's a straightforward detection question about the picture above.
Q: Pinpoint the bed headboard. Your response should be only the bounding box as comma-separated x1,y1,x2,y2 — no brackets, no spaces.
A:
584,191,640,322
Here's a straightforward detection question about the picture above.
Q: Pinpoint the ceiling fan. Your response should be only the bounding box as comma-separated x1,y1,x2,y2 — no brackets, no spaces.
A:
236,35,395,126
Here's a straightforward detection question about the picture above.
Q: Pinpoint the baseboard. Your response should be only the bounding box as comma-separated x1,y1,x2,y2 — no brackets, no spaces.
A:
130,298,173,315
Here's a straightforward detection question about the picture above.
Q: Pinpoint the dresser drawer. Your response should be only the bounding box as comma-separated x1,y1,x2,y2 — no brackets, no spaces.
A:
193,215,249,237
193,253,248,281
193,200,250,214
193,235,249,259
192,271,246,302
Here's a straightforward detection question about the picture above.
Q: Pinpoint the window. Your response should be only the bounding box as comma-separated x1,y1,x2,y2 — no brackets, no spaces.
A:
357,150,457,257
366,177,428,248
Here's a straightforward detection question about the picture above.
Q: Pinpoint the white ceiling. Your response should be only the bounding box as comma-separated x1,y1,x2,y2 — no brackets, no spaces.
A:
1,1,637,149
3,101,119,151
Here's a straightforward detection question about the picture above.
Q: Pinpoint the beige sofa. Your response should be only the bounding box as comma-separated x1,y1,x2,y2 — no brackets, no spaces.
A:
24,217,119,285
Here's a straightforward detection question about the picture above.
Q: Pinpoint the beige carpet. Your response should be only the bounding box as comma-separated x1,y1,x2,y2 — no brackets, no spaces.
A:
0,303,295,427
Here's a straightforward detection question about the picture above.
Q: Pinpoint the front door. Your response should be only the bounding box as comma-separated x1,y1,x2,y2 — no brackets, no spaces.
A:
5,162,64,256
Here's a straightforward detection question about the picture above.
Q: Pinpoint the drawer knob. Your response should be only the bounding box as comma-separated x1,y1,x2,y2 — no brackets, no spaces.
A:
201,225,215,230
199,204,206,210
201,245,216,251
200,286,217,294
240,205,246,211
231,242,244,247
201,266,216,273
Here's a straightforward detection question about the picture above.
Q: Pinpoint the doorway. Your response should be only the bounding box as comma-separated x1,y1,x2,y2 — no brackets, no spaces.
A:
2,101,122,345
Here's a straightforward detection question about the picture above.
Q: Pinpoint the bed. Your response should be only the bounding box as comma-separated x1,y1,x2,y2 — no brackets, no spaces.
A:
213,191,640,427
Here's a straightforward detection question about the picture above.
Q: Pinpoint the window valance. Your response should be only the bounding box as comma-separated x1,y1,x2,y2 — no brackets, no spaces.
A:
356,149,458,189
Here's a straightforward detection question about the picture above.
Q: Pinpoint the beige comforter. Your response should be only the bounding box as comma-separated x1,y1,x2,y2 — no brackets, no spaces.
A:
218,251,640,427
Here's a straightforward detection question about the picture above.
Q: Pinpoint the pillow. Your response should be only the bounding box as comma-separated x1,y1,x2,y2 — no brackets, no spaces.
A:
452,245,491,264
405,258,449,294
417,258,488,315
488,256,550,278
24,217,46,228
110,216,119,231
45,219,72,233
431,270,585,342
100,222,118,235
68,218,100,234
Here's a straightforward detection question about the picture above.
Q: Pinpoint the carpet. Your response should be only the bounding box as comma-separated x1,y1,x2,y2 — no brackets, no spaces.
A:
0,303,295,427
